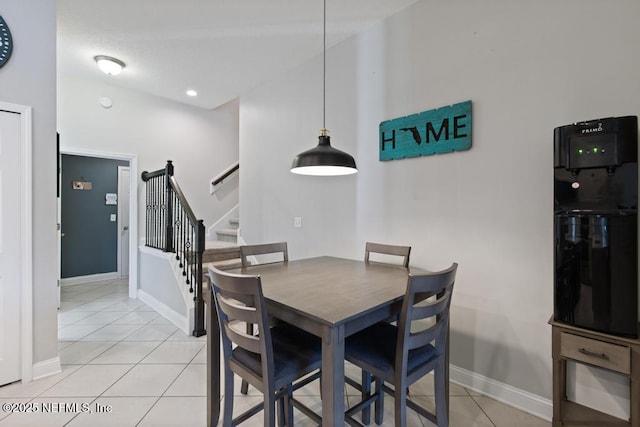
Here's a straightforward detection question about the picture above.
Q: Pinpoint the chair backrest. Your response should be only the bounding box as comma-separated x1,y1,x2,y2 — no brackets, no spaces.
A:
240,242,288,268
364,242,411,268
202,246,242,264
396,263,458,369
208,265,275,379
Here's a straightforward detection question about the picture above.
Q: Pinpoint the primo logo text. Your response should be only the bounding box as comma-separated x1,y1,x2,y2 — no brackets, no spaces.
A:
581,123,603,134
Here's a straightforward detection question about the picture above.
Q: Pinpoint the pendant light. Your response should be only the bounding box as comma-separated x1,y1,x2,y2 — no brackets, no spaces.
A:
290,0,357,176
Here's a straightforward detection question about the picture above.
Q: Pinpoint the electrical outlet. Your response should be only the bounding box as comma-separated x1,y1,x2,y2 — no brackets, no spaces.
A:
294,217,302,228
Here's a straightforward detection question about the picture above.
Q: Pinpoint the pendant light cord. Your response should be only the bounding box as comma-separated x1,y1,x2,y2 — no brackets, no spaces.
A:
322,0,326,131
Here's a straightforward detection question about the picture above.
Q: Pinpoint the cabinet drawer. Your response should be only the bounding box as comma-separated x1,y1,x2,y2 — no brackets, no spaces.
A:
560,332,631,374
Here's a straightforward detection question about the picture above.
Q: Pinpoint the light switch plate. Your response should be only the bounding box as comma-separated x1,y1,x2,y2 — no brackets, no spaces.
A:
110,214,117,222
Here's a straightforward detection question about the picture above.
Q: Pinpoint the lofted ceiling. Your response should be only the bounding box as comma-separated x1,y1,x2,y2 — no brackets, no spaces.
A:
57,0,420,110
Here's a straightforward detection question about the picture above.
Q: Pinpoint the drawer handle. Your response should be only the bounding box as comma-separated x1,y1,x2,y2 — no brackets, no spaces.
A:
578,348,609,360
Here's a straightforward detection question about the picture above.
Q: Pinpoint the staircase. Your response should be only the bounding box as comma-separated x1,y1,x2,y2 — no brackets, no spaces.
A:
203,218,241,272
214,218,239,243
141,161,240,337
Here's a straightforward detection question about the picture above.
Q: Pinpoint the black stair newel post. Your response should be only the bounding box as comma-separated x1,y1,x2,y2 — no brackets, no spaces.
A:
164,160,174,253
193,219,206,337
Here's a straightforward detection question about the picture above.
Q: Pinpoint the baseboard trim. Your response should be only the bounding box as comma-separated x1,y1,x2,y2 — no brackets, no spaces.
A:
61,272,119,286
32,357,62,381
137,289,190,335
450,364,552,421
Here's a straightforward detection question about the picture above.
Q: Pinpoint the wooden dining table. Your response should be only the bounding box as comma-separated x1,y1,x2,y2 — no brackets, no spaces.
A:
206,255,444,427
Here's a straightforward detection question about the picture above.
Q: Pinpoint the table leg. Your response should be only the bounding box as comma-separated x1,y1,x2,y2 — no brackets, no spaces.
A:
206,288,220,427
631,376,639,427
322,325,345,427
445,323,450,417
551,325,564,427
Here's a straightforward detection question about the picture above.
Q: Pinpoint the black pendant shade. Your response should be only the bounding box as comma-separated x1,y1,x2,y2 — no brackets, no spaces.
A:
290,0,357,176
291,131,357,176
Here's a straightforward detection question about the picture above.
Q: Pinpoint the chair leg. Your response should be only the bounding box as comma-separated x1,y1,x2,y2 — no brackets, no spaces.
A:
283,384,294,426
374,377,384,425
264,390,277,427
241,323,253,395
434,364,448,427
223,366,235,426
277,390,285,427
395,381,407,427
361,371,372,425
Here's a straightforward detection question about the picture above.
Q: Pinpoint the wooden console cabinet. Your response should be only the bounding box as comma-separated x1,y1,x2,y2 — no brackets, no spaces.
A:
550,319,640,426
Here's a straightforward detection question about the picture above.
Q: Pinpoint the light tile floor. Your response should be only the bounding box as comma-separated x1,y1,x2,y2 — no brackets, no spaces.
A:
0,278,551,426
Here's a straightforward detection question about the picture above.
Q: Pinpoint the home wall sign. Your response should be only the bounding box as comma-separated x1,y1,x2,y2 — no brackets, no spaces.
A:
379,100,472,161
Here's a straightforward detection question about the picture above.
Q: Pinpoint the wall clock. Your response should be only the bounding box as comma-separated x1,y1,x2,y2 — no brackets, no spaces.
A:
0,15,14,69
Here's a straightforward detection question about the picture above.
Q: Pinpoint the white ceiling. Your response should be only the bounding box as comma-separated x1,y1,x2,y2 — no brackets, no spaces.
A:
57,0,420,110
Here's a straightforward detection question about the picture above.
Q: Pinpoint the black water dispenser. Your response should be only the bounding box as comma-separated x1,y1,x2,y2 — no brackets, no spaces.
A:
554,116,638,337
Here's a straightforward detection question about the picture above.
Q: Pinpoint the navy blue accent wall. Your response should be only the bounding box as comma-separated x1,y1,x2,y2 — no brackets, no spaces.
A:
61,155,129,278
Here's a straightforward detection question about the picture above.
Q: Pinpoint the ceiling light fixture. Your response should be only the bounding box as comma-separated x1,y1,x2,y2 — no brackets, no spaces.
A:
290,0,357,176
94,55,125,76
186,89,198,97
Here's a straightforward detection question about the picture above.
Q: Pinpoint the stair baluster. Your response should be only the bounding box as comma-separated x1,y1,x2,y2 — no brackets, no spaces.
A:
141,161,206,337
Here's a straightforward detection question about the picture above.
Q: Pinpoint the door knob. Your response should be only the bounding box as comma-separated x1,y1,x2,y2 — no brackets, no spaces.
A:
123,226,129,231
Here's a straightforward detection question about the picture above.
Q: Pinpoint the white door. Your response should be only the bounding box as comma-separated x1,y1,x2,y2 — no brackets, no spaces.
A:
57,136,61,308
0,110,23,386
117,166,130,278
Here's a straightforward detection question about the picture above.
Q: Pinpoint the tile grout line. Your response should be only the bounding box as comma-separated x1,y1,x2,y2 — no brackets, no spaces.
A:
58,280,161,426
59,279,205,426
469,394,498,427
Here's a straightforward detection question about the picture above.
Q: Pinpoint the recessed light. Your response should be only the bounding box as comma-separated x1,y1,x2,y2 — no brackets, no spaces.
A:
186,89,198,97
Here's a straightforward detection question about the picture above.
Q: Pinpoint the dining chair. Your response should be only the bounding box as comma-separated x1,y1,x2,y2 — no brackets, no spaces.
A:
208,265,322,426
202,245,242,269
239,241,289,394
363,242,411,323
240,241,288,268
351,241,412,422
201,246,243,289
344,263,458,427
364,242,411,268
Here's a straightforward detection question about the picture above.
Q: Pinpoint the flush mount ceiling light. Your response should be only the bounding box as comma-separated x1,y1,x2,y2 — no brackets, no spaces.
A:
94,55,125,76
290,0,357,176
186,89,198,97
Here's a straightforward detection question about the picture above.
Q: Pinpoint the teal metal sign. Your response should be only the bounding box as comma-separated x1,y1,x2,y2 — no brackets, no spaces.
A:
379,100,472,161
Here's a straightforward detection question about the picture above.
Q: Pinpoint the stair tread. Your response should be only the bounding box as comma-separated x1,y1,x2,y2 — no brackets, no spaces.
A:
216,228,238,236
205,240,237,249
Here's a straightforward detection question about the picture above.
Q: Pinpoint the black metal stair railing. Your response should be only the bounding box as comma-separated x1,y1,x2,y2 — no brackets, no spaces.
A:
141,161,206,337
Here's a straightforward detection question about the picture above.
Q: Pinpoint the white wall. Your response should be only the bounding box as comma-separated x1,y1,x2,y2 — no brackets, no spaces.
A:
57,76,239,242
1,0,58,367
137,248,191,334
240,0,640,416
239,55,359,257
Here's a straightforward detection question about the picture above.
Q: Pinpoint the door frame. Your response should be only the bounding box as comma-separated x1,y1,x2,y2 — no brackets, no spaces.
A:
0,102,33,382
60,147,138,298
117,165,130,278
